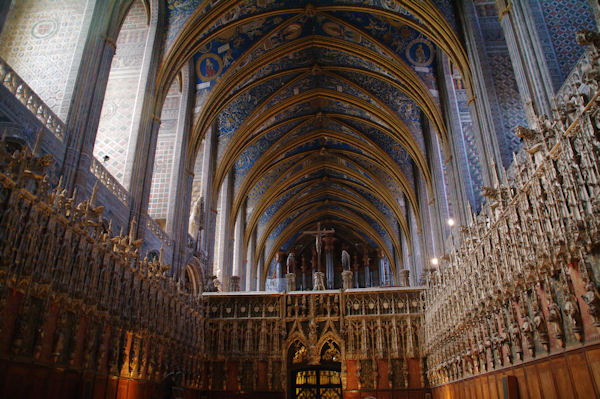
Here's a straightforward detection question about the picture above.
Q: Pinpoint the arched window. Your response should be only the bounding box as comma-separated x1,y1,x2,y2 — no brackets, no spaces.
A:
93,0,150,185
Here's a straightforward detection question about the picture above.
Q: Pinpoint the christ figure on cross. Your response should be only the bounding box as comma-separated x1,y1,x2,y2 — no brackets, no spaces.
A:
302,222,335,272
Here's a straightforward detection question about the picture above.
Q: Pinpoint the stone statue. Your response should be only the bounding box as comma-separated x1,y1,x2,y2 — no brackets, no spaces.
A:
341,249,351,271
286,252,295,274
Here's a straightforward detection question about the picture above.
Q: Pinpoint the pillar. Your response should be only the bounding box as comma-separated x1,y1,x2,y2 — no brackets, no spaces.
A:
495,0,554,125
363,249,371,288
122,0,165,189
435,50,477,220
246,228,256,291
216,169,234,289
421,114,449,255
377,249,386,286
119,1,167,240
457,0,506,184
232,199,246,288
275,251,284,280
323,237,337,289
200,121,218,266
61,2,125,195
301,254,307,291
165,61,194,277
353,252,360,288
256,246,264,291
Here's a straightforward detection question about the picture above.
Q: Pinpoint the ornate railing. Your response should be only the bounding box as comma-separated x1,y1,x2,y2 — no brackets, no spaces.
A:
90,156,130,205
0,147,203,388
0,57,65,141
423,32,600,386
145,212,173,248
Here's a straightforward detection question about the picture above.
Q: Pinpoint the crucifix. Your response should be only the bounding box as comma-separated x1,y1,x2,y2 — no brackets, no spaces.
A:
302,222,335,273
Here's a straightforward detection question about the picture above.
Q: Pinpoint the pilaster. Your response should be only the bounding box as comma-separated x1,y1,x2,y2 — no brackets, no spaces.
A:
496,0,554,124
232,199,246,289
166,60,195,277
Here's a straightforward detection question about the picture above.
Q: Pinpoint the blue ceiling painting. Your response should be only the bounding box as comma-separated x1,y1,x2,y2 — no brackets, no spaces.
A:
192,13,298,88
336,116,418,169
165,0,474,281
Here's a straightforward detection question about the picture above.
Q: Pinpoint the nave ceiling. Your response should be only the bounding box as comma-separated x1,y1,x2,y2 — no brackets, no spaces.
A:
159,0,471,277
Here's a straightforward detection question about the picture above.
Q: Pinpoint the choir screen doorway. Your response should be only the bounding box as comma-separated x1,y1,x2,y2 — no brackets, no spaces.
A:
292,366,342,399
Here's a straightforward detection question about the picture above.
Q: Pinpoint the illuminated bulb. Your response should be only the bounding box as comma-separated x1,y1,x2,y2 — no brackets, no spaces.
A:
430,257,439,266
447,218,455,227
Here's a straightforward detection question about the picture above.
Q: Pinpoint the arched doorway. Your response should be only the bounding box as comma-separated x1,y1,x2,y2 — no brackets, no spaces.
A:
288,339,342,399
292,367,342,399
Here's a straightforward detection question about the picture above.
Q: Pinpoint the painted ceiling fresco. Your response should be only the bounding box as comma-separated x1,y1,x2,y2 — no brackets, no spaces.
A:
163,0,470,276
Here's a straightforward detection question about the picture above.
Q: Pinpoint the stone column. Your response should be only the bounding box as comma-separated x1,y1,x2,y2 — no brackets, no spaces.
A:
353,252,360,288
165,61,194,277
246,228,256,291
273,251,285,291
231,199,246,289
435,51,476,223
421,114,449,256
256,247,264,291
122,0,165,189
496,0,554,124
200,122,218,257
216,169,234,289
457,0,506,185
323,237,337,289
120,1,167,240
377,248,387,286
61,3,120,195
301,254,307,291
363,250,371,288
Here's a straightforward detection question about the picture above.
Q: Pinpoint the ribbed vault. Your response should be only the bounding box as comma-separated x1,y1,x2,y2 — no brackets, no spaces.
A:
157,0,471,286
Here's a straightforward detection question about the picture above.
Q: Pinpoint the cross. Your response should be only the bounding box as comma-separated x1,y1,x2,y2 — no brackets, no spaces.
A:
302,222,335,272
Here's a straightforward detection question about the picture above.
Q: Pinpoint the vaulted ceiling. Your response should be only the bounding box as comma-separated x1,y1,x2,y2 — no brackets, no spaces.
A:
158,0,471,277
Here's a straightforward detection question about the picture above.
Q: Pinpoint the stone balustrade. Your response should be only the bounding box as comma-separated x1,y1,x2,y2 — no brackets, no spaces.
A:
90,156,131,205
0,57,65,141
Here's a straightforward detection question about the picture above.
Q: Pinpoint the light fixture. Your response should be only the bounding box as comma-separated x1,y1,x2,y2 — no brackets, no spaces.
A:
447,218,455,227
430,257,439,266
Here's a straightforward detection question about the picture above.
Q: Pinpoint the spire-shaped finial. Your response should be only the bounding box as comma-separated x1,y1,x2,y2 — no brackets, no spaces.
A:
90,181,98,207
129,217,137,243
32,127,43,155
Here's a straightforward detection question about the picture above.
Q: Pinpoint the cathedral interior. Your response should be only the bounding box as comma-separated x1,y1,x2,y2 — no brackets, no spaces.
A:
1,0,600,398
